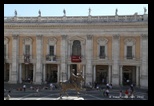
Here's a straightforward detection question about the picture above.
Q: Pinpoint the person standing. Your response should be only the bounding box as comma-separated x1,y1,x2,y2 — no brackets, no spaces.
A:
119,90,122,98
23,84,26,92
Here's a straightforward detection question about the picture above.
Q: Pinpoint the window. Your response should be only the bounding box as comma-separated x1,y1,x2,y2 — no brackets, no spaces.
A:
25,45,30,55
72,40,81,56
127,46,133,59
49,46,54,56
100,46,105,58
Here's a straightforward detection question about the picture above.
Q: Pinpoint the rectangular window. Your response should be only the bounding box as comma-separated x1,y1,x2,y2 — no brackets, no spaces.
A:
100,46,105,59
4,45,6,57
127,46,133,59
25,45,30,55
49,46,54,56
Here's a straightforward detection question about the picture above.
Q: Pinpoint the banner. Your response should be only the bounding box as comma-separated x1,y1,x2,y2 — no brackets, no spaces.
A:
71,56,81,62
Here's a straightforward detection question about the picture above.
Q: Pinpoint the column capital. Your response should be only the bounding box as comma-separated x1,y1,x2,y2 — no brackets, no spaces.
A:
87,35,93,40
12,35,19,39
141,34,148,40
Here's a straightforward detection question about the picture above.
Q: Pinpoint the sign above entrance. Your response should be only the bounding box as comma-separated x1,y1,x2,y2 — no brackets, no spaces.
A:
71,56,81,62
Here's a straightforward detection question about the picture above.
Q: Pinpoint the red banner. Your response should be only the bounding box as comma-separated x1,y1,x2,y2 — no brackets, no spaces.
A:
71,56,81,62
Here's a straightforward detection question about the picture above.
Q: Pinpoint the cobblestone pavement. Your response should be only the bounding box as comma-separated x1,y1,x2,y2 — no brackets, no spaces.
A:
4,83,148,100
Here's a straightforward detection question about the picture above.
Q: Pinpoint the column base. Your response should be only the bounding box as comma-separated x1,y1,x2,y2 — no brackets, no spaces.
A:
140,76,148,89
112,74,119,86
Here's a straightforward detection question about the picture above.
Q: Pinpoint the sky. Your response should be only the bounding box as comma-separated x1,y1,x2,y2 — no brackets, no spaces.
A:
4,4,148,17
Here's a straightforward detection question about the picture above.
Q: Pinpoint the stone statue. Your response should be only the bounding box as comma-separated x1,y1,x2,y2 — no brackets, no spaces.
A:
14,10,17,16
63,9,66,16
38,10,41,16
89,8,91,16
144,7,147,14
115,8,118,15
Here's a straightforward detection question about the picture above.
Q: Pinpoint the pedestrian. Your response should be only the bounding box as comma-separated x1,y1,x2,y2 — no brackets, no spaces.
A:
35,87,39,96
106,83,109,89
119,90,122,98
103,89,106,96
109,83,112,89
6,94,10,100
106,89,109,97
23,84,26,92
102,78,104,84
125,89,129,98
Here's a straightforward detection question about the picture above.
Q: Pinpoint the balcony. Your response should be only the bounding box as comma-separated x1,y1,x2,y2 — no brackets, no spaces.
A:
24,54,30,64
126,55,135,60
46,55,57,62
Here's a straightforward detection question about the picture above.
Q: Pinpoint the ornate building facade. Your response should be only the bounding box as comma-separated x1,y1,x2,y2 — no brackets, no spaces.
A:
4,11,148,88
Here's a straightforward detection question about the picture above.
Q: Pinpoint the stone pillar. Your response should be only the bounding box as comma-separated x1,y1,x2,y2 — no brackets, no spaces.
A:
120,65,123,85
19,63,22,83
108,65,111,84
86,35,93,84
33,64,36,82
136,66,139,87
93,65,96,82
140,34,148,88
10,35,19,83
60,35,67,81
9,63,12,82
4,64,6,80
35,35,43,84
43,64,46,82
57,64,60,82
112,34,120,86
68,64,70,80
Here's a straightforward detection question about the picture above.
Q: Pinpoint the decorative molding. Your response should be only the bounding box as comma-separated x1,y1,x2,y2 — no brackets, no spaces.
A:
87,35,93,40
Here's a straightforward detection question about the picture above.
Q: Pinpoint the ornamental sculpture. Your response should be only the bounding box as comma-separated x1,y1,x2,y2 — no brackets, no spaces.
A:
59,69,85,99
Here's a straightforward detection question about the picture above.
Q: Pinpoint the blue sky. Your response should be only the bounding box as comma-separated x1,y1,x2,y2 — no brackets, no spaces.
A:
4,4,148,17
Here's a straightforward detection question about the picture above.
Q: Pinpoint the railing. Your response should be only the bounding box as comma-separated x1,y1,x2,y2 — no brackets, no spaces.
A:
46,54,57,61
4,14,147,23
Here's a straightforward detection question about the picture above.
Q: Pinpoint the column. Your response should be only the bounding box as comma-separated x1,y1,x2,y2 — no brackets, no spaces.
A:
112,34,120,86
136,66,139,87
67,64,70,80
57,64,60,82
120,65,123,85
108,65,111,84
60,35,67,81
93,65,96,82
4,64,6,80
10,35,19,83
35,35,43,84
43,64,46,82
9,63,12,83
19,63,22,83
86,35,93,84
33,63,36,82
140,34,148,88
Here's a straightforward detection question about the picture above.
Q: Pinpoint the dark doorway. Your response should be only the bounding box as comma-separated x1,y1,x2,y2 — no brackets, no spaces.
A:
72,64,77,75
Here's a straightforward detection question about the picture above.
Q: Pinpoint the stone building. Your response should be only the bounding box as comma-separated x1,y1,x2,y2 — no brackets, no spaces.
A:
4,10,148,88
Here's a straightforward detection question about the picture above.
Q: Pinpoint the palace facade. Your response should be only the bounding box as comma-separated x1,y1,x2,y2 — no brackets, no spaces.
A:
4,12,148,88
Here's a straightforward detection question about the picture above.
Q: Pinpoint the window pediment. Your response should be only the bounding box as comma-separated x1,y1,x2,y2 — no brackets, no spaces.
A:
97,38,108,45
47,37,57,45
124,38,136,45
23,37,33,44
